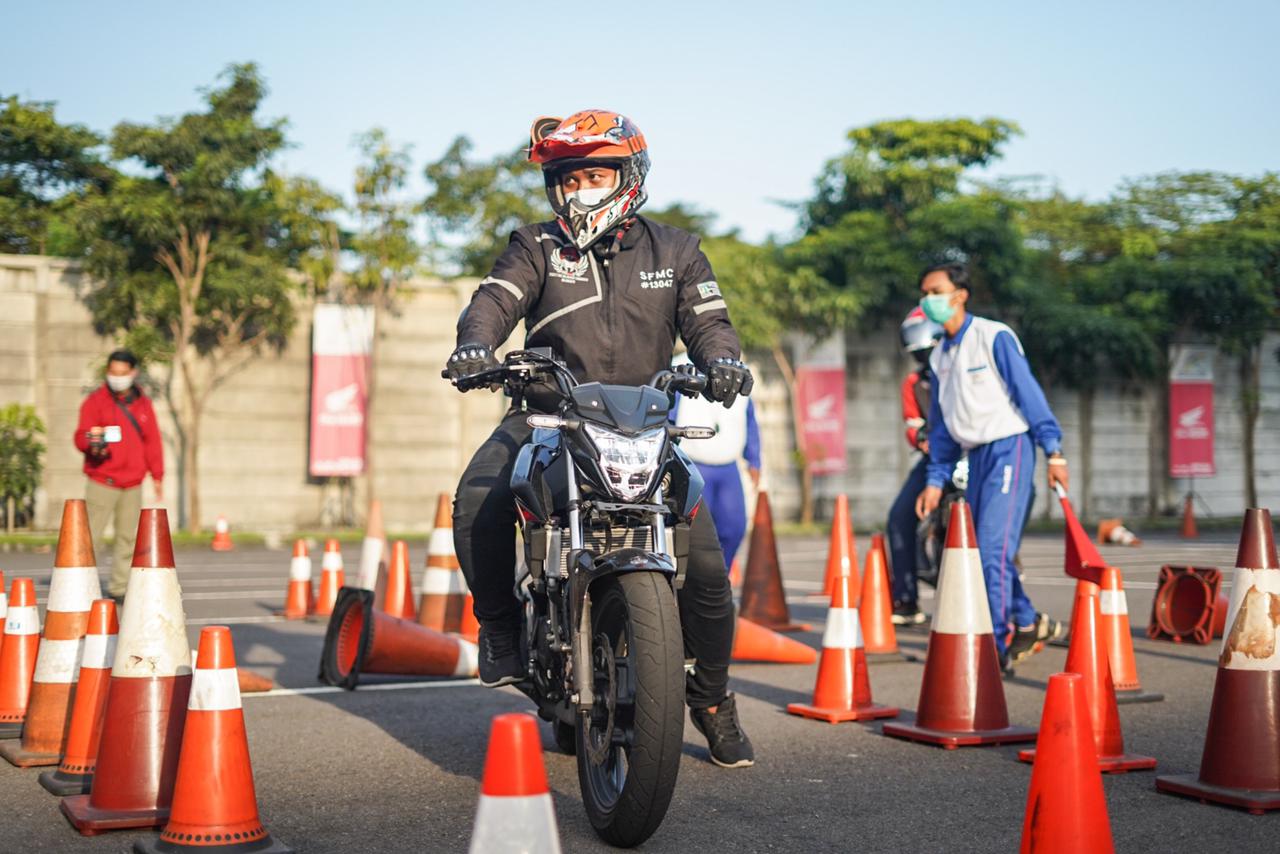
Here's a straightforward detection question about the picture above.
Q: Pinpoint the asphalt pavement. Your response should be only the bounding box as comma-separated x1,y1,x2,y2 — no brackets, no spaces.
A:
0,528,1274,852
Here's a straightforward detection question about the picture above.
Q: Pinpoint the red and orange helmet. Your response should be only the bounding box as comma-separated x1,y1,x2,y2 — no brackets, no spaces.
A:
529,110,650,250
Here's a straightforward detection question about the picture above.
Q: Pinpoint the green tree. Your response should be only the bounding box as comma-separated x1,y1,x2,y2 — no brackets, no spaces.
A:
267,173,348,299
0,95,107,254
703,235,860,523
73,64,298,531
350,128,421,503
0,403,45,531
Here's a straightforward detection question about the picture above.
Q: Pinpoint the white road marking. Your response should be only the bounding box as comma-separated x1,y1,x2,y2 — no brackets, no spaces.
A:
242,678,479,699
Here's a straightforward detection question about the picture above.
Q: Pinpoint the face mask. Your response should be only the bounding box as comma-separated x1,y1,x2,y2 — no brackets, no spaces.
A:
106,374,135,393
566,185,615,207
920,293,957,324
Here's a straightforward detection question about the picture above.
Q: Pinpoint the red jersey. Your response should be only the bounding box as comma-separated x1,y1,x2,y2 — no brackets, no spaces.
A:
74,385,164,490
901,369,931,449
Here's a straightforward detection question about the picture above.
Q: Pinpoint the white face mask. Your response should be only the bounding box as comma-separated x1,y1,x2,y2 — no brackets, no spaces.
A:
566,185,615,207
106,374,135,393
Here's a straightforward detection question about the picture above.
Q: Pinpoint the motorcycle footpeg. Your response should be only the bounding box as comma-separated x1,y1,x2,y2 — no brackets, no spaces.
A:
683,658,697,674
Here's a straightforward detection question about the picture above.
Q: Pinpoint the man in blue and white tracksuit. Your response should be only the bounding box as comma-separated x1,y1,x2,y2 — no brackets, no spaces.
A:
913,262,1069,668
673,355,762,567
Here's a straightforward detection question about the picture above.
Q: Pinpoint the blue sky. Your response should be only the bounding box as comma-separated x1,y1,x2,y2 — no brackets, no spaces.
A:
4,1,1277,242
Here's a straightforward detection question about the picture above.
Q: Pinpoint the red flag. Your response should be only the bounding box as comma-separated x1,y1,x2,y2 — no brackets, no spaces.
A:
1056,485,1105,584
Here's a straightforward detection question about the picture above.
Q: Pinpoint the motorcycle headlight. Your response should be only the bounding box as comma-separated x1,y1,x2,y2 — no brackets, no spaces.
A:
583,424,666,501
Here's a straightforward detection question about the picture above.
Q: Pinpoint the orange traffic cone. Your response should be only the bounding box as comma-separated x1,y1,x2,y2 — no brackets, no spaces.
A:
1019,585,1156,772
133,626,291,853
1180,494,1198,539
420,494,467,632
313,539,345,618
319,588,478,689
787,544,896,723
469,713,562,853
357,498,387,592
859,533,903,659
1019,672,1116,854
2,499,103,767
728,558,742,588
0,577,40,738
1097,518,1141,546
459,592,480,644
821,494,859,600
731,617,817,664
278,539,314,620
383,540,417,621
739,491,810,632
0,568,6,659
1147,564,1229,644
883,499,1036,748
1098,565,1163,704
1157,508,1280,813
62,508,193,835
211,515,233,552
39,599,118,796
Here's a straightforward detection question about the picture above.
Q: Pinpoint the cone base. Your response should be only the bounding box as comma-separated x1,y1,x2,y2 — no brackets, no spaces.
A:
882,720,1036,749
1114,688,1164,705
135,832,294,853
274,608,310,620
0,738,61,767
211,544,233,552
1156,773,1280,814
38,767,92,796
61,795,169,834
0,722,24,738
1018,746,1157,773
786,701,899,723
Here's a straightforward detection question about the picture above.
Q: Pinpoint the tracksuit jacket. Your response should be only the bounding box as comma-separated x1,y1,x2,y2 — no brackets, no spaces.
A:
74,385,165,490
457,216,741,409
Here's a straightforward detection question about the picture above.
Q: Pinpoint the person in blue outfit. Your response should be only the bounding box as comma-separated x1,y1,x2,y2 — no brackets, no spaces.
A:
672,353,762,568
913,262,1068,668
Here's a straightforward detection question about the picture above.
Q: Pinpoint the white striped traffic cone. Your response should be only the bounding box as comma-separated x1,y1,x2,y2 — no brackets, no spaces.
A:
419,494,468,633
883,499,1036,748
61,508,193,835
313,539,345,618
469,713,561,854
787,538,897,723
0,577,40,738
2,499,103,767
357,499,387,592
279,540,314,620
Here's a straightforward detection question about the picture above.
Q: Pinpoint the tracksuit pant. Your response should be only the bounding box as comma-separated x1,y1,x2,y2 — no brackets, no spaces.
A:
694,461,747,568
886,455,929,607
967,433,1038,653
453,410,736,709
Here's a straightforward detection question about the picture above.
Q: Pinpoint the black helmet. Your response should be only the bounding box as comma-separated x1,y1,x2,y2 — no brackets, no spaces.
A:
900,307,943,365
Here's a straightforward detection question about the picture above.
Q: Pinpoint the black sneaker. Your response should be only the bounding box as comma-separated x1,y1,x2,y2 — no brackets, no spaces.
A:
891,602,927,626
477,621,525,688
1005,612,1063,666
690,693,755,768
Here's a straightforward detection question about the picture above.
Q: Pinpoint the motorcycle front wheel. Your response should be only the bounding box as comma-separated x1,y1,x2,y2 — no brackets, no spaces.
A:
577,571,684,848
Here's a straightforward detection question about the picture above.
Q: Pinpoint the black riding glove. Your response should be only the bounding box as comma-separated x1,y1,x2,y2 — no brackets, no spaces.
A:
445,343,499,385
704,357,753,409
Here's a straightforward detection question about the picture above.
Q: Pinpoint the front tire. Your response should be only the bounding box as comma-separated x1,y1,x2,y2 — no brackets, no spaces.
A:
577,572,684,848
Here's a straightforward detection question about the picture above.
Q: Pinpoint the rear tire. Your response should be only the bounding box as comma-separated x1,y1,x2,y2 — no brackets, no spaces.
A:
577,572,684,848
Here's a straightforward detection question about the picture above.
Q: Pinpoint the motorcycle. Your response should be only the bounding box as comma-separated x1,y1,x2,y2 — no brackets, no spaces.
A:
446,347,716,848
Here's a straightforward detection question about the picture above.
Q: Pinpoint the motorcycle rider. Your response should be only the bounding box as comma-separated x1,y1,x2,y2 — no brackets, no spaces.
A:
445,110,755,768
885,307,943,626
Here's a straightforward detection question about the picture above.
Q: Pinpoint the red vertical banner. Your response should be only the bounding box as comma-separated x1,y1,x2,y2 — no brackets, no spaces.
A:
309,304,375,478
796,366,846,474
1168,346,1215,479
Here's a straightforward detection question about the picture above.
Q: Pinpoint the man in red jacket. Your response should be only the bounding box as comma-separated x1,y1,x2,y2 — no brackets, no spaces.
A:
74,350,165,601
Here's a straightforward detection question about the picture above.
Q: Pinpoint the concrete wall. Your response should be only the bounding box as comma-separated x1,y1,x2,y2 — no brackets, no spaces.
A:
3,252,1278,534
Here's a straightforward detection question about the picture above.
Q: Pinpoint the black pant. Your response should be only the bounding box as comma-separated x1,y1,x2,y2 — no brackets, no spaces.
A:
453,410,735,709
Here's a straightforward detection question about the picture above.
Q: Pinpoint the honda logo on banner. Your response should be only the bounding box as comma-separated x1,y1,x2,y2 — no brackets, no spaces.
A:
796,366,846,474
310,304,375,477
1168,345,1215,478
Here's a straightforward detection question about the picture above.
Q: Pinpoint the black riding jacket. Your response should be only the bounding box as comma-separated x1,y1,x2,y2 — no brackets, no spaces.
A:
457,216,741,407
